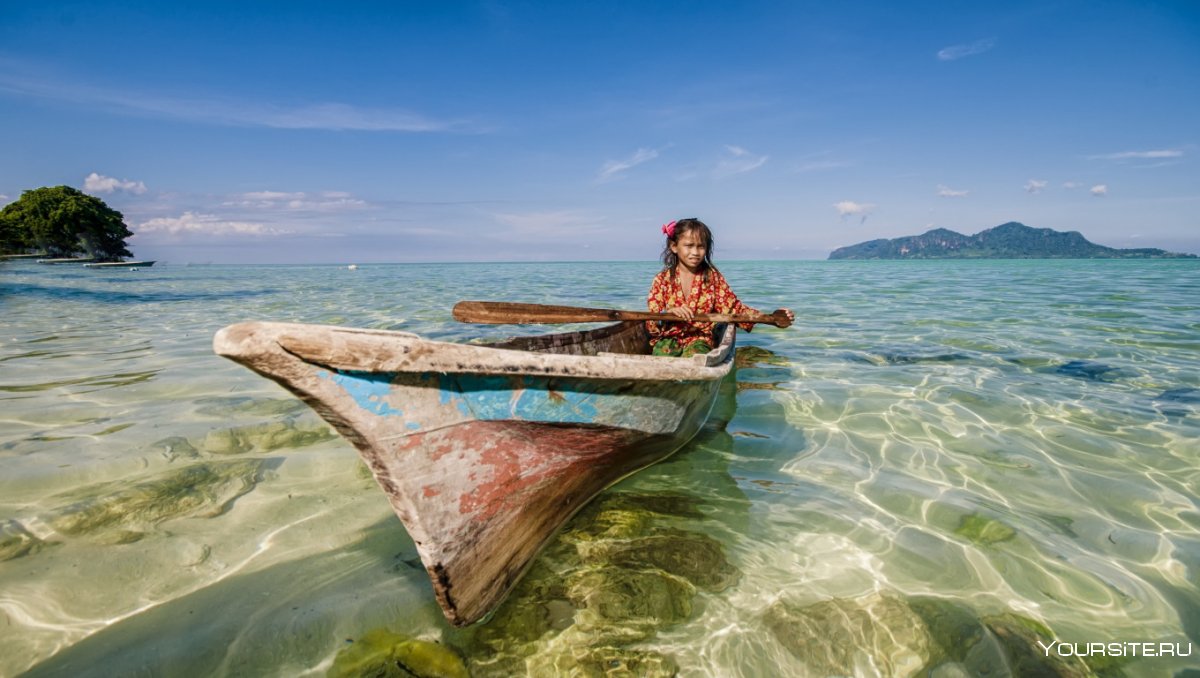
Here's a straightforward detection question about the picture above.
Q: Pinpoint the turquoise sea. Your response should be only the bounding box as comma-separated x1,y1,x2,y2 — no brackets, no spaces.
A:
2,259,1198,677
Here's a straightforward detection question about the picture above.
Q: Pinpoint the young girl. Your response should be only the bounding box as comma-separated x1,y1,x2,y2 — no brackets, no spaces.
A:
647,218,794,357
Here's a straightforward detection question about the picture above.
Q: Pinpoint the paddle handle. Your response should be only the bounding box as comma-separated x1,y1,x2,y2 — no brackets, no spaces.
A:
452,301,792,328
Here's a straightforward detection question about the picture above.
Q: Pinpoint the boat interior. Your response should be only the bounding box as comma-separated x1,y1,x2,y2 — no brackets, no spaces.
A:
483,320,732,362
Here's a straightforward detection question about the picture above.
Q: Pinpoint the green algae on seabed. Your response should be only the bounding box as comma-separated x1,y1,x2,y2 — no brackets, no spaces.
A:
578,529,739,591
151,435,202,462
567,568,696,644
200,419,336,455
329,629,469,678
42,459,266,537
955,513,1018,546
733,345,790,391
524,646,679,677
0,519,53,561
902,597,1099,676
734,345,791,368
766,593,1102,677
764,593,934,677
464,491,739,677
150,417,335,460
195,396,309,418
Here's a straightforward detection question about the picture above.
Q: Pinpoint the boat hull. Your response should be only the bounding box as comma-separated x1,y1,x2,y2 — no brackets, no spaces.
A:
213,320,734,625
82,260,156,268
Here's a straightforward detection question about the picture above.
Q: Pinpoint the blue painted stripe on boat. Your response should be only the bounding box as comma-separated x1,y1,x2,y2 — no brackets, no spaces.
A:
438,376,474,418
441,374,612,425
318,369,406,417
513,382,599,422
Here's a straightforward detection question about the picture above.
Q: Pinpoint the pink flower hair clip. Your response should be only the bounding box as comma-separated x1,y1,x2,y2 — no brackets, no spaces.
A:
661,220,677,238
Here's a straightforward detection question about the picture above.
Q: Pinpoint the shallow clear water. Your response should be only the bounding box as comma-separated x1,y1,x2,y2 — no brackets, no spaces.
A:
1,259,1198,676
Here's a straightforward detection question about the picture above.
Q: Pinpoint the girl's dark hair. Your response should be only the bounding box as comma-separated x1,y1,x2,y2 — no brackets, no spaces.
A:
661,217,716,277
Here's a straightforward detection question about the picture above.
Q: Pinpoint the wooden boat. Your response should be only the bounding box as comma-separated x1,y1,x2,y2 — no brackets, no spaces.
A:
213,319,735,626
36,257,95,264
81,260,156,268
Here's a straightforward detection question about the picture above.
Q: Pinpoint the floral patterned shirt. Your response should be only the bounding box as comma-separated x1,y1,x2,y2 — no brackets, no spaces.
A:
646,267,756,349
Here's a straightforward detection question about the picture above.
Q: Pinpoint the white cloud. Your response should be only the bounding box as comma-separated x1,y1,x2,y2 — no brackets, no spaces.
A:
834,200,875,219
1090,184,1108,197
0,194,9,203
937,38,997,61
135,211,290,237
223,190,366,211
596,148,659,183
1024,179,1048,194
1062,181,1082,189
84,172,147,195
714,145,767,178
1090,149,1183,160
937,184,968,198
243,191,305,201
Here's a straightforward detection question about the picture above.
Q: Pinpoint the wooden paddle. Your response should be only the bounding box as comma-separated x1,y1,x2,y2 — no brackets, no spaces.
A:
452,301,793,328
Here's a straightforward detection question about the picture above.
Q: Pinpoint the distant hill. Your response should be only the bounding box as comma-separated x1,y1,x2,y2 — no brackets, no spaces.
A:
828,222,1197,260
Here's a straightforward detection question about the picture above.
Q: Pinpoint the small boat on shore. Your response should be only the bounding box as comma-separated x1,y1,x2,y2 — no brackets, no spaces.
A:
213,319,735,625
82,260,156,268
36,257,95,264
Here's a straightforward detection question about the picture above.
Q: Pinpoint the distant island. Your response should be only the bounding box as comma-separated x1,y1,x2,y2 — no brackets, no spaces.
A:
828,222,1197,260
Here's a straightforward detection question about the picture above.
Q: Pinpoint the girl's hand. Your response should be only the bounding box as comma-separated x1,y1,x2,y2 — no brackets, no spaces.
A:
664,306,695,321
777,308,796,323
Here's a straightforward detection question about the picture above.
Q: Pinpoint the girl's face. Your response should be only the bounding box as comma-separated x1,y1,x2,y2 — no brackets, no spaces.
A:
671,229,707,272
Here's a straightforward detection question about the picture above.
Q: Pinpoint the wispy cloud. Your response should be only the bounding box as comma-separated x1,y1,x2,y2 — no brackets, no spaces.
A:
1089,149,1183,160
714,145,767,178
241,191,305,201
795,160,852,172
84,172,147,195
222,190,367,211
937,38,997,61
1024,179,1048,194
492,210,603,238
596,148,659,183
937,184,968,198
834,200,875,224
0,70,476,132
1063,181,1082,189
1091,184,1108,197
135,212,291,237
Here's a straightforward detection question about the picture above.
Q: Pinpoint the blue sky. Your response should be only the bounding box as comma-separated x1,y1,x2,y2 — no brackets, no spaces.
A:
1,1,1197,263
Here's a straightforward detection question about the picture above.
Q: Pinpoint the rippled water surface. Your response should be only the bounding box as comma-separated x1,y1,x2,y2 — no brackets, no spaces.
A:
2,259,1198,677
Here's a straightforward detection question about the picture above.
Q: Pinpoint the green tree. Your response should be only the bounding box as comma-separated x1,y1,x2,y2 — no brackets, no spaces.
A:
0,202,17,254
0,186,133,260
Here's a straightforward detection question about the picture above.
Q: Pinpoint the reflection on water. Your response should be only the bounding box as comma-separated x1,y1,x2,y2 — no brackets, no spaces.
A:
1,259,1199,676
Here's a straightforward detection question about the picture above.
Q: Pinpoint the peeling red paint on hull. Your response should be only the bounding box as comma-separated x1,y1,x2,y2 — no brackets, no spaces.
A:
380,420,681,624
